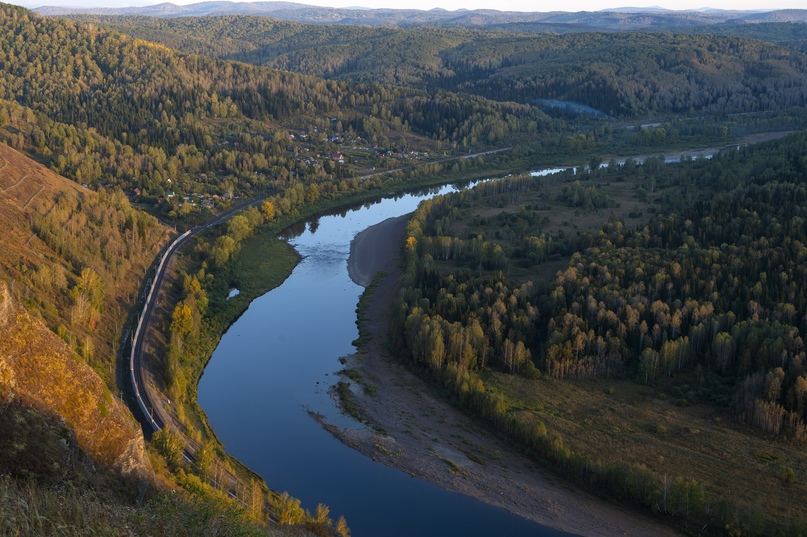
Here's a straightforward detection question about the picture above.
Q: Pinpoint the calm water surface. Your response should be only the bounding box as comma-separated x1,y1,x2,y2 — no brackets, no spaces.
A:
197,177,584,536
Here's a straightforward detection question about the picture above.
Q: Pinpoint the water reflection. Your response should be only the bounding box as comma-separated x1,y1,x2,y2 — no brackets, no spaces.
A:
282,220,307,239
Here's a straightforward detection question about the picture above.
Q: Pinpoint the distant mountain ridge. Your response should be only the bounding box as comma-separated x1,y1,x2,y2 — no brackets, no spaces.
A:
34,1,807,28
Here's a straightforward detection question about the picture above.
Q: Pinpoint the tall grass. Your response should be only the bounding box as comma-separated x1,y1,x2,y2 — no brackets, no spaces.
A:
0,476,307,537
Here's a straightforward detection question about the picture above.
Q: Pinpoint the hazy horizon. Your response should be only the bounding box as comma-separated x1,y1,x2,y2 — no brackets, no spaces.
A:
10,0,806,15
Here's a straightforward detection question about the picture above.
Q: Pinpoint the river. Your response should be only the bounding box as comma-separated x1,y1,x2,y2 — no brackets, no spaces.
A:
197,178,579,537
196,143,741,536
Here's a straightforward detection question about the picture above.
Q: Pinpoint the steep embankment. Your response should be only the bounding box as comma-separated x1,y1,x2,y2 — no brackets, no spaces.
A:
0,141,163,478
0,141,165,387
0,141,89,274
0,280,150,477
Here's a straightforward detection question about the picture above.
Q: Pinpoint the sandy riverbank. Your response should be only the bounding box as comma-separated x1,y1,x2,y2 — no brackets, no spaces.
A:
347,214,409,287
336,215,681,536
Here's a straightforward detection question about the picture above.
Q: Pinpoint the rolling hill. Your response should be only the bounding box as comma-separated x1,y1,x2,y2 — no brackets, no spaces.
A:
0,140,165,387
65,13,807,117
0,3,543,209
34,2,807,28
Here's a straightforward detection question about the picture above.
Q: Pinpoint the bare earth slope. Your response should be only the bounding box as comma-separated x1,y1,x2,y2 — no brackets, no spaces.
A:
337,216,680,537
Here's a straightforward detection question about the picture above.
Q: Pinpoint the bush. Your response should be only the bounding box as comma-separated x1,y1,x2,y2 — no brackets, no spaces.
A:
785,466,796,484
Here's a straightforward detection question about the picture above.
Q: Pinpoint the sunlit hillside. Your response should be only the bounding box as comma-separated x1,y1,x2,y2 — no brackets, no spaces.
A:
0,141,166,386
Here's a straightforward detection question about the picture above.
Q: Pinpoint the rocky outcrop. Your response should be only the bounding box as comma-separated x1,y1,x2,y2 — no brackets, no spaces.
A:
0,280,151,480
0,280,9,328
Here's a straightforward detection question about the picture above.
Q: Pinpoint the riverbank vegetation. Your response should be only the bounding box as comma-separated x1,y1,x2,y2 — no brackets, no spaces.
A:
143,149,500,532
153,130,524,438
393,131,807,535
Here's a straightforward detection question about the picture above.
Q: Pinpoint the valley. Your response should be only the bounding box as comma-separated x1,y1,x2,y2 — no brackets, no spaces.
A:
1,1,807,535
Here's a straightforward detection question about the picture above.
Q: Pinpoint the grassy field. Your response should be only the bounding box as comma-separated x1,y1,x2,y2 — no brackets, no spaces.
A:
209,228,301,324
486,372,807,523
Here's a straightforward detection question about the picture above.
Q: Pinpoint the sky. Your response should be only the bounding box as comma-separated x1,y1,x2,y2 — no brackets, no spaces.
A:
9,0,806,13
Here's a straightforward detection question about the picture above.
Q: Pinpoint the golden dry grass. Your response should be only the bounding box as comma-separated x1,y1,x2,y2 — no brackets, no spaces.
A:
486,372,807,521
0,280,149,476
0,142,168,387
0,143,88,279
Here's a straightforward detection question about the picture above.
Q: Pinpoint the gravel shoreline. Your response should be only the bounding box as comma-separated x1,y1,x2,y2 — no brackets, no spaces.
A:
347,214,409,287
339,213,681,537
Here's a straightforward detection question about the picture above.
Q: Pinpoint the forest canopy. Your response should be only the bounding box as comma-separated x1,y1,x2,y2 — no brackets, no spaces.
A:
0,4,545,207
66,14,807,117
391,131,807,531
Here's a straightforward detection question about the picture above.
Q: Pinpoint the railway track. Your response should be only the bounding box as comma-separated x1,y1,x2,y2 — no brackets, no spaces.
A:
129,199,266,492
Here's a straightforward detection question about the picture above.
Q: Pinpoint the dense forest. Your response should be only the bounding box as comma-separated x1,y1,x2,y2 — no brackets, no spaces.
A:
489,20,807,52
0,4,548,211
393,132,807,533
67,14,807,117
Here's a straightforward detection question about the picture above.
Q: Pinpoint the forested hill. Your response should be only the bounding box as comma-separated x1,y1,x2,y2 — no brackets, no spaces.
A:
671,22,807,52
65,14,807,117
488,20,807,54
0,3,546,203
